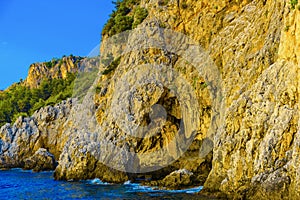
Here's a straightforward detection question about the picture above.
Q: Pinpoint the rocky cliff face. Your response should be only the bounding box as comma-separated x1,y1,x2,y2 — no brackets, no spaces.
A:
0,0,299,199
55,0,299,198
24,56,83,88
0,99,73,170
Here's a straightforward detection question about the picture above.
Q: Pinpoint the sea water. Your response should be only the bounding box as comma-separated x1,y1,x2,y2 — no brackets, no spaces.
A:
0,169,208,199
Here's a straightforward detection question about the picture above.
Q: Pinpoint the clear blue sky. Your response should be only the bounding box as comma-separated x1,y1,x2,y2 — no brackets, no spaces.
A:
0,0,114,90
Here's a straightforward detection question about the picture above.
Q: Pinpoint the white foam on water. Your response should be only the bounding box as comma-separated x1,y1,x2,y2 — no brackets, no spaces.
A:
88,178,111,185
123,180,132,185
87,178,202,194
124,182,203,194
167,186,203,193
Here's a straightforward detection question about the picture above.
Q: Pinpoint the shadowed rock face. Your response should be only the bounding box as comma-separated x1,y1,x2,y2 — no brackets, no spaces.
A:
1,0,300,199
54,44,214,184
145,169,194,189
24,148,57,172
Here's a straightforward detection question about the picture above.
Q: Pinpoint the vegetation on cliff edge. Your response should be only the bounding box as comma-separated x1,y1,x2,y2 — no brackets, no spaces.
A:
102,0,148,37
0,70,76,127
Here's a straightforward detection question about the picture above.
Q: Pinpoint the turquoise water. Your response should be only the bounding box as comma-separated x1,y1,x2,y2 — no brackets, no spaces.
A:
0,169,205,199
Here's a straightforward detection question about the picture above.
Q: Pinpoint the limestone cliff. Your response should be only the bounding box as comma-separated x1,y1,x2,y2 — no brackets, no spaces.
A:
0,55,97,169
0,99,73,170
55,0,299,199
132,0,299,199
0,0,299,199
24,56,83,88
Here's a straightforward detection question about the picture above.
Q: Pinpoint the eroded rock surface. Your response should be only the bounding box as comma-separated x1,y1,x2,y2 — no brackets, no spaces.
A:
24,148,57,172
25,56,82,88
53,1,300,198
146,169,195,189
0,0,299,199
0,99,73,170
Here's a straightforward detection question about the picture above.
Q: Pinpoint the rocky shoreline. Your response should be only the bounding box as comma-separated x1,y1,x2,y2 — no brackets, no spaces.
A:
0,97,211,190
0,99,73,170
0,0,299,199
